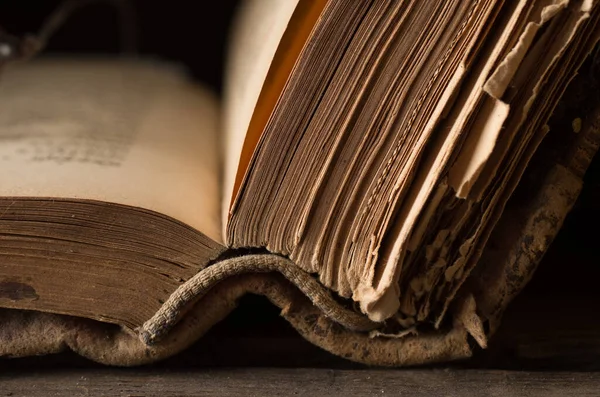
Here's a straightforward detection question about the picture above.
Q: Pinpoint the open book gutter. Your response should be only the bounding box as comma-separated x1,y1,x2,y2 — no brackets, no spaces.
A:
0,0,599,366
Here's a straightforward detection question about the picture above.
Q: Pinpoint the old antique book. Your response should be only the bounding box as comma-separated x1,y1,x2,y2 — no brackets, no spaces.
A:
1,0,600,366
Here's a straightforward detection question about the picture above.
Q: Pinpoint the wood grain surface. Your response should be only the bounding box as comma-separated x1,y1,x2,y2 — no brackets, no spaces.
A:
2,368,600,397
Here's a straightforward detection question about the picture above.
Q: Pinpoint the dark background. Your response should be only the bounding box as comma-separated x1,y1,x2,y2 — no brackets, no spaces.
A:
1,0,600,369
0,0,240,91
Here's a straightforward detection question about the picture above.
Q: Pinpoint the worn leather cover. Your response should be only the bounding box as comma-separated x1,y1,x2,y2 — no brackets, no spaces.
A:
1,75,597,366
1,26,600,370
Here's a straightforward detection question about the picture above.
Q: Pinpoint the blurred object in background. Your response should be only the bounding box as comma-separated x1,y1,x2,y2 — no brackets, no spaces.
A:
0,0,240,91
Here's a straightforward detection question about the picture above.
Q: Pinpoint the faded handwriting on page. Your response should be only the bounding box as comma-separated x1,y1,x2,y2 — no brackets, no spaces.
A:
0,65,147,167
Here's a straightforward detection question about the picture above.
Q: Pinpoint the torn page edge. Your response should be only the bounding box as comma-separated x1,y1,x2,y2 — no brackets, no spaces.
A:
483,0,569,99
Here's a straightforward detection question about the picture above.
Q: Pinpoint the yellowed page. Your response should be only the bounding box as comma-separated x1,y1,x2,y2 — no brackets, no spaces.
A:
222,0,300,228
0,59,222,243
448,99,510,198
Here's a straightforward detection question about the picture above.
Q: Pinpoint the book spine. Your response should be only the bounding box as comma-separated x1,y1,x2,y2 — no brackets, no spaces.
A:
471,71,600,333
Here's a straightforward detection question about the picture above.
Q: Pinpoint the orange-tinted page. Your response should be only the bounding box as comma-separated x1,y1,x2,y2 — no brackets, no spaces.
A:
230,0,328,211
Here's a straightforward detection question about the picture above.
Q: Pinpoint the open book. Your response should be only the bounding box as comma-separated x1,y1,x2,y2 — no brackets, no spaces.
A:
1,0,600,366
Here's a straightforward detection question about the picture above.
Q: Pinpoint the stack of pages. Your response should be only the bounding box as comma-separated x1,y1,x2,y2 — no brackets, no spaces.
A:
0,0,599,366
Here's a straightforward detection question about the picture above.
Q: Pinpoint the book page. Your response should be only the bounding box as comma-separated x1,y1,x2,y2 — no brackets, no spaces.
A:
222,0,326,231
0,59,223,243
